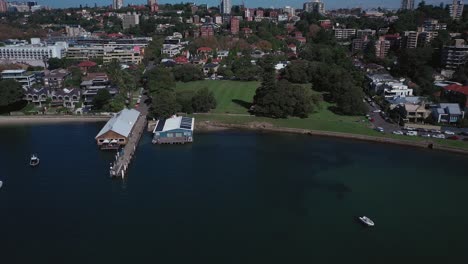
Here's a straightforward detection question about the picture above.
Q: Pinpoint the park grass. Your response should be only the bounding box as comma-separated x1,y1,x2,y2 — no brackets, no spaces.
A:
180,80,468,150
176,80,258,114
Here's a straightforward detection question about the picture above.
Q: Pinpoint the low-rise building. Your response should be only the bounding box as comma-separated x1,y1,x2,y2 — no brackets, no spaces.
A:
49,88,81,108
442,84,468,110
95,108,141,149
24,87,48,106
152,116,194,144
162,44,183,57
1,69,36,89
44,69,71,89
432,103,465,123
423,19,447,31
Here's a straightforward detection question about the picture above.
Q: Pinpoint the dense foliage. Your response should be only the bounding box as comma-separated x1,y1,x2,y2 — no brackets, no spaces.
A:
253,57,321,118
146,67,217,118
0,80,25,111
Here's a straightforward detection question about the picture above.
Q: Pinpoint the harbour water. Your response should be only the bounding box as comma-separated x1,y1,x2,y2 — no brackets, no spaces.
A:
0,123,467,263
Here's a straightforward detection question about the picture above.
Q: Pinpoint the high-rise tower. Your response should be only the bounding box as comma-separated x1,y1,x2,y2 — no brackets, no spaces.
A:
401,0,415,10
220,0,232,14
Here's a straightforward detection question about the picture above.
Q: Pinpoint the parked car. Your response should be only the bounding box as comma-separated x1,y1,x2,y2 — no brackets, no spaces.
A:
375,127,384,133
406,131,418,136
458,131,468,136
432,134,445,139
392,131,404,135
444,130,455,135
430,129,441,134
373,109,381,113
447,135,460,140
420,134,431,138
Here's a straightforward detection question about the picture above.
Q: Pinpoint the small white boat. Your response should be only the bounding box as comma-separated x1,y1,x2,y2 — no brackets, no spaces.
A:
30,154,40,167
358,216,375,227
0,180,3,189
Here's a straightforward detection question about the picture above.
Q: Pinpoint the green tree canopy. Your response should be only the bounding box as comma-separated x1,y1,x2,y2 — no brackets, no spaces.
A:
192,87,217,112
92,89,112,110
0,79,24,109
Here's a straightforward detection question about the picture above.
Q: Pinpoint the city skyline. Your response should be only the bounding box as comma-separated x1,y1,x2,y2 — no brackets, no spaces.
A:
22,0,455,10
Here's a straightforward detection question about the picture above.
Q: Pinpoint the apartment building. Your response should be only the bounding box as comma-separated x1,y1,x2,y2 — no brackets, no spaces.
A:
333,28,356,40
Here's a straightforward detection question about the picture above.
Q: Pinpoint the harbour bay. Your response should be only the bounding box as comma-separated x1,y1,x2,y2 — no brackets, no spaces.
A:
0,123,467,263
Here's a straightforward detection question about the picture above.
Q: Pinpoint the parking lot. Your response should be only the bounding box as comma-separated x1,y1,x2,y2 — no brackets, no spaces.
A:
365,97,468,142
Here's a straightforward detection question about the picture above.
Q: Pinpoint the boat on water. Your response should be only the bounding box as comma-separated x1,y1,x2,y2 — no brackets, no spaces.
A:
358,216,375,227
30,154,40,167
0,180,3,189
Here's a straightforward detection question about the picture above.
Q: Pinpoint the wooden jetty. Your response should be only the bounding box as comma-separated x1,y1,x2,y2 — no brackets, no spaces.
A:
109,113,147,178
108,96,149,178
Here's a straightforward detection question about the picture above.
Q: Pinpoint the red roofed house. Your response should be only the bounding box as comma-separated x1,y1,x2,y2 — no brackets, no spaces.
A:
197,47,213,54
78,61,97,73
174,56,189,64
443,84,468,109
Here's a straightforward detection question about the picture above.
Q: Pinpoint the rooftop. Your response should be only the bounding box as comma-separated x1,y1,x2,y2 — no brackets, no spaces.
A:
95,108,140,139
1,69,27,74
444,84,468,96
153,116,194,133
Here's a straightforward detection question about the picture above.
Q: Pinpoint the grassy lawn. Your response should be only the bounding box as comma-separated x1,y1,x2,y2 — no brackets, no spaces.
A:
180,80,468,150
176,80,258,114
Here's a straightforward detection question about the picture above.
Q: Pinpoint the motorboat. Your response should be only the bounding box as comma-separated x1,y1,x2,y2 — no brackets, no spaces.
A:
358,216,375,227
30,154,40,167
0,180,2,189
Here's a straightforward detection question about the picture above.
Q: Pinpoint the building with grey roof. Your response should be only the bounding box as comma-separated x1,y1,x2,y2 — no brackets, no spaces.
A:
431,103,465,123
95,108,141,149
152,116,194,144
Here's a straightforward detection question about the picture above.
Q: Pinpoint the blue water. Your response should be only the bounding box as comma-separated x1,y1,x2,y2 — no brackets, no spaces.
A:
0,123,467,263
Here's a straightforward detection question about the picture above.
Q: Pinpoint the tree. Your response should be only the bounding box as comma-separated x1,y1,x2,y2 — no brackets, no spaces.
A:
176,90,195,114
192,88,217,112
253,56,277,114
173,64,204,82
0,80,24,111
151,89,180,118
92,89,112,110
336,86,368,115
283,60,310,83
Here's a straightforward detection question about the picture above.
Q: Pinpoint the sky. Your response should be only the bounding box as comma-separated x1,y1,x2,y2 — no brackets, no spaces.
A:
33,0,452,10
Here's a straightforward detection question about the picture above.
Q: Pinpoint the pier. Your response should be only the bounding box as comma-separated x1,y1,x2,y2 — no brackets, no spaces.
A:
109,97,149,178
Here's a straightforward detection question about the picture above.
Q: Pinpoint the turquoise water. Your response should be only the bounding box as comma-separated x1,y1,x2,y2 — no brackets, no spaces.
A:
0,123,467,263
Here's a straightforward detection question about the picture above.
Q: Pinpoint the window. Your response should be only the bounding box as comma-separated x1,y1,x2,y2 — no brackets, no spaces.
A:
167,133,174,137
98,139,104,143
175,133,182,137
119,138,125,142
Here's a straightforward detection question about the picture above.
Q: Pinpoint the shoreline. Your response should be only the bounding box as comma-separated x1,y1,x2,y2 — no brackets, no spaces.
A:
0,115,110,125
195,121,468,156
1,116,467,155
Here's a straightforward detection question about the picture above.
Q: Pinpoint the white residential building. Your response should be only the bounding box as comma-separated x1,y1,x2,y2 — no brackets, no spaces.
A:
0,41,68,63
